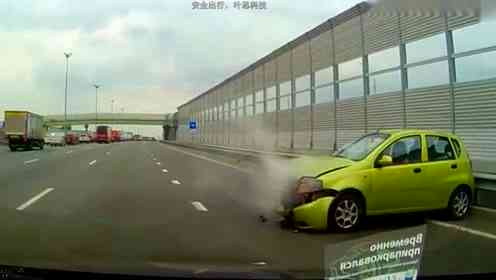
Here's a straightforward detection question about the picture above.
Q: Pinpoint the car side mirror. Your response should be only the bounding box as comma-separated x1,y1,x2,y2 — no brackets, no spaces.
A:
376,155,393,167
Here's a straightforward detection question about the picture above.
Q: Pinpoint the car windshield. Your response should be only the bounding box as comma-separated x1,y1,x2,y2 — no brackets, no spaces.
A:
334,133,390,161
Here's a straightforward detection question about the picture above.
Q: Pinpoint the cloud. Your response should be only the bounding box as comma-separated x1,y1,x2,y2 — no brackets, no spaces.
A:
0,0,363,127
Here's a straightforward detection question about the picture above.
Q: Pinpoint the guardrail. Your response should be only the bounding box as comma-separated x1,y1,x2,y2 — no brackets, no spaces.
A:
168,140,496,180
164,140,496,209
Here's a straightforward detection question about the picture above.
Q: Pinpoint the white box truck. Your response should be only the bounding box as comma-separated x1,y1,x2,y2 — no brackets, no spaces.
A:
4,111,45,151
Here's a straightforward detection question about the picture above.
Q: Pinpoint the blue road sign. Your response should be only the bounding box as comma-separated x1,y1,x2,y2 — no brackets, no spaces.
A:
0,121,4,128
189,120,197,129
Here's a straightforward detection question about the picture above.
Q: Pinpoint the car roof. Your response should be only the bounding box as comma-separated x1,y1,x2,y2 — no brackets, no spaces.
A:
378,129,457,138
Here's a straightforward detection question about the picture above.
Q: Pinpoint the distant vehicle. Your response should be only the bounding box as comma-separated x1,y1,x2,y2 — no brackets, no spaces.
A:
96,126,111,143
4,111,45,151
44,131,65,146
151,137,157,141
121,131,133,141
132,134,142,141
111,130,121,142
79,133,91,143
90,131,97,142
65,132,79,145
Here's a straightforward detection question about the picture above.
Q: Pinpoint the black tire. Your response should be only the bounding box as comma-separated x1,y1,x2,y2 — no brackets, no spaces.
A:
447,186,471,220
9,145,16,152
328,193,365,233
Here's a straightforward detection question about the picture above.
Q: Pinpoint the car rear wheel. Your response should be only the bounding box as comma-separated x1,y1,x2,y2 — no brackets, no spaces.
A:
447,187,471,220
328,193,364,232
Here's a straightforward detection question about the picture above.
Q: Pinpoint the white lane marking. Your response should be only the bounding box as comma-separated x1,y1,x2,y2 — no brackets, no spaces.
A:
16,188,54,211
24,158,39,164
162,169,168,173
163,145,250,174
171,179,181,185
66,150,73,154
473,206,496,214
252,261,267,266
153,158,157,161
89,160,97,166
156,162,161,165
105,151,110,155
191,201,208,212
428,220,496,240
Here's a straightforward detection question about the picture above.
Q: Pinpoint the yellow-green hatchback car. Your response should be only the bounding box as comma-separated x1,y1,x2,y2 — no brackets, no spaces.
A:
279,129,475,232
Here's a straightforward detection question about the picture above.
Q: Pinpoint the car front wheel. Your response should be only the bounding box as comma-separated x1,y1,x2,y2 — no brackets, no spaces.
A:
447,187,471,220
328,193,364,232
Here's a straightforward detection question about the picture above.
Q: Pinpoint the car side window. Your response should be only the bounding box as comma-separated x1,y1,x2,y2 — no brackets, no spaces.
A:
380,136,422,165
427,135,455,161
451,138,462,157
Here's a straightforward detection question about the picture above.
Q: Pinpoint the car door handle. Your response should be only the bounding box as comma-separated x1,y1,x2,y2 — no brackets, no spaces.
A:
413,168,422,173
451,164,458,169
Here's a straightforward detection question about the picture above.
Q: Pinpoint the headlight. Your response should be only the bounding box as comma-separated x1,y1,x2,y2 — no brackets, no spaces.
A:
294,177,323,205
294,177,338,205
295,176,323,194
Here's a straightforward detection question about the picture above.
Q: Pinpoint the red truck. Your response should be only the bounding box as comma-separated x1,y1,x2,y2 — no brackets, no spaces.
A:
111,130,121,142
96,126,112,144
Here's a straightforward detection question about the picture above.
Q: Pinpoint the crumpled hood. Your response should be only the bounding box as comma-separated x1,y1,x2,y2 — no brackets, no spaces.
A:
289,155,354,178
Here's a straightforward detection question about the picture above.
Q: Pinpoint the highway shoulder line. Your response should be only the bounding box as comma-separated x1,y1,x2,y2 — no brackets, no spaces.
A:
473,205,496,214
163,145,251,174
427,219,496,240
16,188,54,211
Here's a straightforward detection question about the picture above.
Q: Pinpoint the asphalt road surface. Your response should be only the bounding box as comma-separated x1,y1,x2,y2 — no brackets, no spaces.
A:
1,141,496,278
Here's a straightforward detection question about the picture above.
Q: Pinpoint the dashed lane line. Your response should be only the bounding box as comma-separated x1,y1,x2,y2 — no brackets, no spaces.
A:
24,158,40,164
16,188,54,211
191,201,208,212
89,160,97,166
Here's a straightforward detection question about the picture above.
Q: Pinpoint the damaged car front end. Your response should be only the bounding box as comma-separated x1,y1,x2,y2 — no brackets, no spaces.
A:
278,176,339,231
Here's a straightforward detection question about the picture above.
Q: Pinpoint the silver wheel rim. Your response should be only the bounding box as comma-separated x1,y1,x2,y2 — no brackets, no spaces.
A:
334,199,359,229
453,190,469,217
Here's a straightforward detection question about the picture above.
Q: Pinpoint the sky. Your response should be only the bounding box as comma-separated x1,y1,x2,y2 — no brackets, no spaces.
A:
0,0,362,137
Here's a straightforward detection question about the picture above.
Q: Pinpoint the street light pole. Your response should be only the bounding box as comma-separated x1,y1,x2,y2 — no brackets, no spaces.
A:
64,52,72,138
93,84,101,122
111,99,115,113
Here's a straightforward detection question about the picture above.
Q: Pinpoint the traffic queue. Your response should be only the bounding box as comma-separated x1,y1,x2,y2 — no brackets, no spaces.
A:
44,127,140,146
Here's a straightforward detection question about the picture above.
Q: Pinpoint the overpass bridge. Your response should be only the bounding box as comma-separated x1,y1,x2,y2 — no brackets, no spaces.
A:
43,113,175,127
